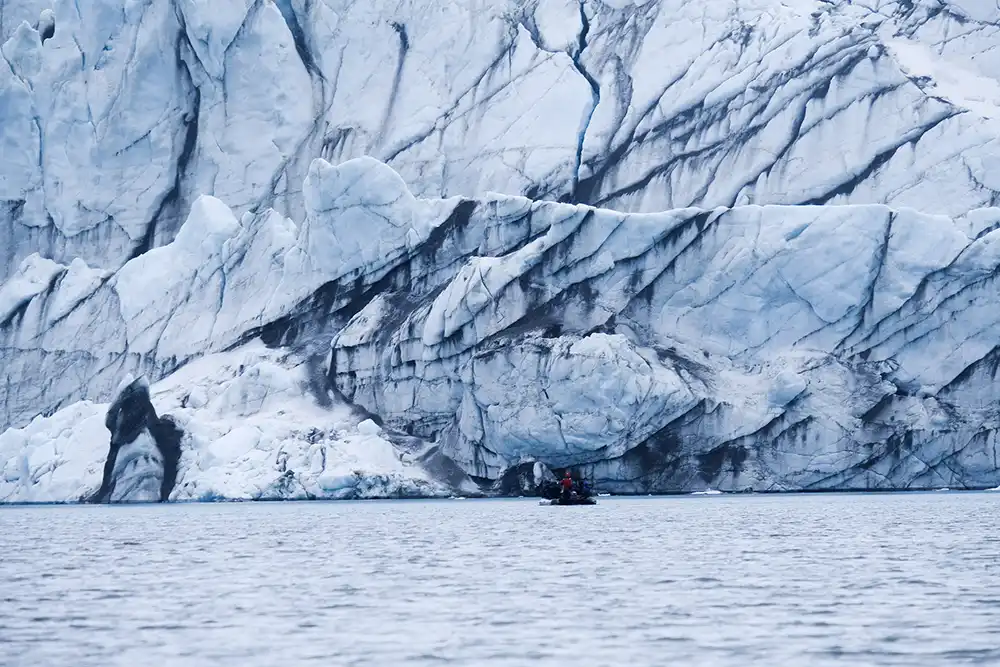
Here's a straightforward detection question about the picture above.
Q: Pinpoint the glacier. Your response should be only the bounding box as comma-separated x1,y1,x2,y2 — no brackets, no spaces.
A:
2,0,1000,283
2,0,1000,501
1,340,478,502
4,156,1000,501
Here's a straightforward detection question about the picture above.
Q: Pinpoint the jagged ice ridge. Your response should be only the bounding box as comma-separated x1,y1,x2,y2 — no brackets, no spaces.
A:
2,0,1000,282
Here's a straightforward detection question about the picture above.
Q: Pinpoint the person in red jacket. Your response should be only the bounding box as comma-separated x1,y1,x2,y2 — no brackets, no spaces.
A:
559,471,574,503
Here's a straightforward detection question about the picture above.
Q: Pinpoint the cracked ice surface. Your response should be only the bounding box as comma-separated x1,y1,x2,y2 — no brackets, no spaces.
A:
0,157,462,430
325,166,1000,490
3,156,1000,499
3,0,1000,284
0,342,461,503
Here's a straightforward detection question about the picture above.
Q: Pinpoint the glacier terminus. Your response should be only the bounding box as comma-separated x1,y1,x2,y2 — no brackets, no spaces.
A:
2,0,1000,502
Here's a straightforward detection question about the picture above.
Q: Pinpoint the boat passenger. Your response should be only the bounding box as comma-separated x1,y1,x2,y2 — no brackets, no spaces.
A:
560,471,573,502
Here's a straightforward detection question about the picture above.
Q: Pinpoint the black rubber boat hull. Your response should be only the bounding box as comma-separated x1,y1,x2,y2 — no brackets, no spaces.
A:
539,498,597,506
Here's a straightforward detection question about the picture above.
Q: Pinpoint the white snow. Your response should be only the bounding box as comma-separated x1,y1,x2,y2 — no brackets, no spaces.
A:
885,39,1000,121
0,254,64,323
44,259,111,326
0,401,108,503
357,419,382,436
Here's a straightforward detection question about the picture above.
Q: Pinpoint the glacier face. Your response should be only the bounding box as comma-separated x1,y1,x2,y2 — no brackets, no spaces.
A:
1,340,477,502
3,157,1000,501
2,0,1000,501
2,0,1000,285
324,164,1000,491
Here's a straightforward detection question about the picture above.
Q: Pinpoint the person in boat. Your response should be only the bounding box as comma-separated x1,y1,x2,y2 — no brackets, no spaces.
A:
543,479,561,499
576,476,591,498
559,471,574,503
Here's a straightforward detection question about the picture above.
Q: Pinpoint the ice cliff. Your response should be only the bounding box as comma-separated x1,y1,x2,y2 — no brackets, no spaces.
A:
4,157,1000,500
1,340,472,502
2,0,1000,501
3,0,1000,283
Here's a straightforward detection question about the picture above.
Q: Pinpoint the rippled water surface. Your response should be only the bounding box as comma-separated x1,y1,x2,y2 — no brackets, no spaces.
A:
3,493,1000,666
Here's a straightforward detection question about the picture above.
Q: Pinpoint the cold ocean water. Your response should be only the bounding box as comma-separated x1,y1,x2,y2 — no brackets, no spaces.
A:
2,493,999,666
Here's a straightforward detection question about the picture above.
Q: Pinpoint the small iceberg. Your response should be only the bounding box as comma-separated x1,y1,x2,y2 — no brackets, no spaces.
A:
987,486,1000,492
691,489,723,495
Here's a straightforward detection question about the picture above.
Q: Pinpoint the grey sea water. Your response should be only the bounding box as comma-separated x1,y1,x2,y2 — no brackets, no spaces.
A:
2,492,999,666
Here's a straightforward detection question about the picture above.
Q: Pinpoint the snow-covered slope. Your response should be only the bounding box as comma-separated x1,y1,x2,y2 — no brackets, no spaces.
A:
2,0,1000,285
3,157,1000,500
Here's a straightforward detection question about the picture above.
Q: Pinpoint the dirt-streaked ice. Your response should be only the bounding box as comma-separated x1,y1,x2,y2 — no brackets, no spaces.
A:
2,0,1000,501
